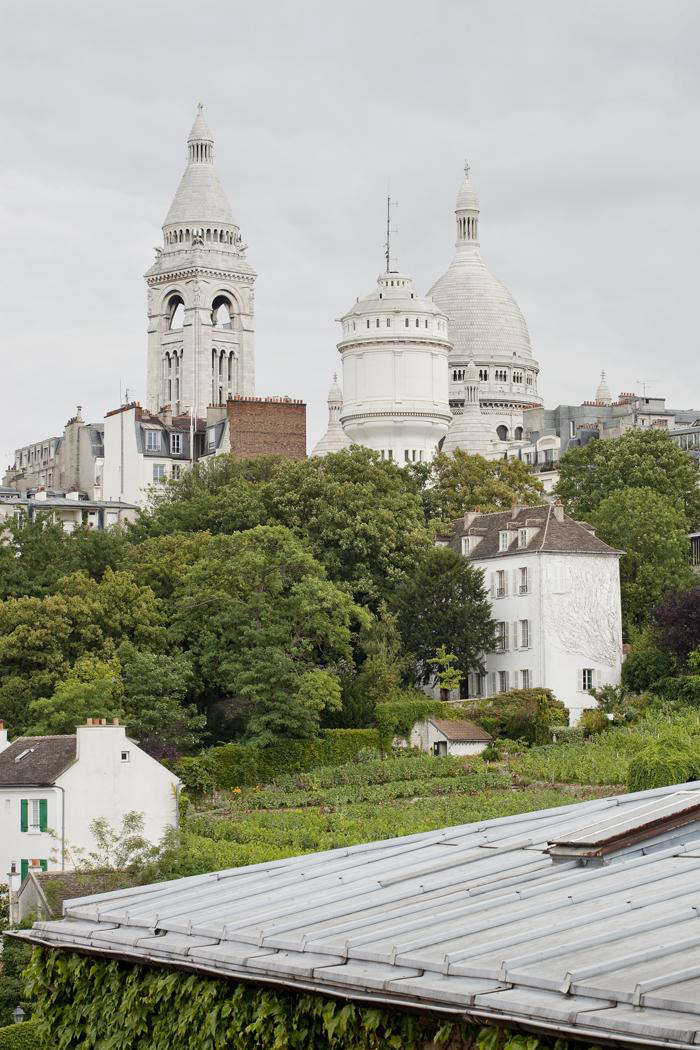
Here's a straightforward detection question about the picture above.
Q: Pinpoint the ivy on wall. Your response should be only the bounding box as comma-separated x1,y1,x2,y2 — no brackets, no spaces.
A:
25,948,598,1050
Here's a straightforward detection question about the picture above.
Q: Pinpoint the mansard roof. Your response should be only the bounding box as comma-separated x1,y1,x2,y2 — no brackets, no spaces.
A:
449,504,622,559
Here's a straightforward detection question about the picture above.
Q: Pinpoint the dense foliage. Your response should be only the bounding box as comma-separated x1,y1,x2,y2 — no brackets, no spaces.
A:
24,948,595,1050
407,449,544,528
650,586,700,668
555,428,700,524
588,488,694,631
512,709,700,785
392,545,495,683
460,689,568,745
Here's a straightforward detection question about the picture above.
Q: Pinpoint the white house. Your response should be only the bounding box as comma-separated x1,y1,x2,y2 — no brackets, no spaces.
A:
0,719,180,893
410,717,491,757
448,502,624,724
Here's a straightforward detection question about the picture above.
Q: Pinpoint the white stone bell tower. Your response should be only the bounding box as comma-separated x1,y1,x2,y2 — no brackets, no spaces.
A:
145,105,256,419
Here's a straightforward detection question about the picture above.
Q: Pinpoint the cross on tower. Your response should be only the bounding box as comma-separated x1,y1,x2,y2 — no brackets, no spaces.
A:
464,159,470,179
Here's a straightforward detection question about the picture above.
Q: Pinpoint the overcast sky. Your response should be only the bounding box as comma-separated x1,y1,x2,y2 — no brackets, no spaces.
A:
2,0,700,461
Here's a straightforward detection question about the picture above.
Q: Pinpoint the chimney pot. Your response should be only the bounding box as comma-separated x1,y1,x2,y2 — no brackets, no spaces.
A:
112,718,119,726
100,718,107,726
0,720,4,730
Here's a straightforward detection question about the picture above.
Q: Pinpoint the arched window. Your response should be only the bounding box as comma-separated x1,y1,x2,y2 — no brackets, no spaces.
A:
514,426,523,440
211,295,234,329
496,425,509,441
167,294,185,330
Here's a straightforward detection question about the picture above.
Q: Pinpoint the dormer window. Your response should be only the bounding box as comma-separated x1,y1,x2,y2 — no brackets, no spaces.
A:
461,536,471,555
145,430,160,452
518,528,528,548
498,531,511,552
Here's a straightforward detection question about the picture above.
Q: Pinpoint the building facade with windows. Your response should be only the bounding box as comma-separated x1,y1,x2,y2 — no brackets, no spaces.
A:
0,719,180,892
0,489,138,532
448,503,623,723
3,408,104,499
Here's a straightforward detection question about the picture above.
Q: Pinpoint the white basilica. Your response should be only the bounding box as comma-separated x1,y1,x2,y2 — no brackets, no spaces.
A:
312,165,542,461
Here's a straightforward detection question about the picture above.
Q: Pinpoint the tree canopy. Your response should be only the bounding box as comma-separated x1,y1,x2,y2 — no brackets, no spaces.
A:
167,525,364,743
589,487,695,632
392,544,495,684
556,429,700,525
408,449,544,528
134,448,430,610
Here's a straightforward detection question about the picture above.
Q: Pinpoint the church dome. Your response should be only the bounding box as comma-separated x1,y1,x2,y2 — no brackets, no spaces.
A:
429,167,535,367
442,362,497,457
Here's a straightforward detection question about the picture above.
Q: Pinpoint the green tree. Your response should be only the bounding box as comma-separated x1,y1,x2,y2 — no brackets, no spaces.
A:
134,448,430,610
121,532,217,601
168,526,362,742
0,518,127,600
116,642,204,758
590,487,695,632
555,429,700,524
27,655,123,734
408,450,544,529
0,569,165,733
392,544,495,684
427,646,463,692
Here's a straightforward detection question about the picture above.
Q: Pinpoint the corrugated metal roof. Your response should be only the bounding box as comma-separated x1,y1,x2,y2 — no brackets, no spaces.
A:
14,782,700,1048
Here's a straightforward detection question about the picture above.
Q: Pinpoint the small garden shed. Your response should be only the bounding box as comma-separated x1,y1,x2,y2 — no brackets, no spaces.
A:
410,716,492,756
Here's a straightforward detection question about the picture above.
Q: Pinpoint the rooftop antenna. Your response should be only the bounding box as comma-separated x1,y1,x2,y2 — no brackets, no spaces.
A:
384,193,398,273
635,378,659,398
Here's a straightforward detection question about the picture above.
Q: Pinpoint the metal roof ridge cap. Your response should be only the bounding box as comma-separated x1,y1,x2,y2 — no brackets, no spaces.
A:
634,962,700,1005
559,930,700,993
442,898,640,967
501,908,700,973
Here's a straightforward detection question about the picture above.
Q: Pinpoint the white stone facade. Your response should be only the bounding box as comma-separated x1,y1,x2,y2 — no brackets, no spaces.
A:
145,105,255,421
0,721,180,890
335,272,452,464
450,505,623,724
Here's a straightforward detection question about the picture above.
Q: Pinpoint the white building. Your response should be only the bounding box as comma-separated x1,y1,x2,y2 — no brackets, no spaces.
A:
319,271,452,463
429,165,542,452
409,717,491,757
310,375,351,457
0,719,180,891
145,104,256,421
449,503,623,723
0,489,137,532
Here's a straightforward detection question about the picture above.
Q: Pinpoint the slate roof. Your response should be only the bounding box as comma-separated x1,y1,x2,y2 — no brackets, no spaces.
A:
14,782,700,1048
450,504,621,560
428,718,491,743
0,736,76,786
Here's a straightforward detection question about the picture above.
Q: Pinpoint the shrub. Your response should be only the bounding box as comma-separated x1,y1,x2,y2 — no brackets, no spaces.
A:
204,730,381,789
175,756,215,800
480,742,501,762
0,1020,42,1050
627,736,700,792
622,629,676,692
580,709,610,736
650,676,700,706
462,689,567,745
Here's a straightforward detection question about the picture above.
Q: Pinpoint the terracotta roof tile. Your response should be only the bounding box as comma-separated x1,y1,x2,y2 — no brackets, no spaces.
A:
428,718,491,742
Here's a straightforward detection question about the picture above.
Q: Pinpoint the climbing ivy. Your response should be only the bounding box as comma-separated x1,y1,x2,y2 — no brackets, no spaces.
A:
24,948,600,1050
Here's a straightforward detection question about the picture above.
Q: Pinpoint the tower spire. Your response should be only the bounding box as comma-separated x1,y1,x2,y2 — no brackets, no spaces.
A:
384,195,398,273
187,103,214,164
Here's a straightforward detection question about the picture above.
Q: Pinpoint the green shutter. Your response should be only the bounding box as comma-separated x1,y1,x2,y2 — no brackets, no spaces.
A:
39,798,48,832
20,799,28,832
40,859,48,873
20,859,28,882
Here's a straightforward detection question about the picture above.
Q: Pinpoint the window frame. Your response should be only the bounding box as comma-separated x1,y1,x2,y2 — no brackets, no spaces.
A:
144,429,161,452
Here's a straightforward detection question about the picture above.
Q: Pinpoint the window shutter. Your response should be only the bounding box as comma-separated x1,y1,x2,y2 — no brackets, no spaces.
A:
20,859,28,882
40,859,48,873
20,799,28,833
39,799,48,833
513,569,519,593
504,671,509,690
504,623,510,651
490,572,496,597
513,621,519,650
